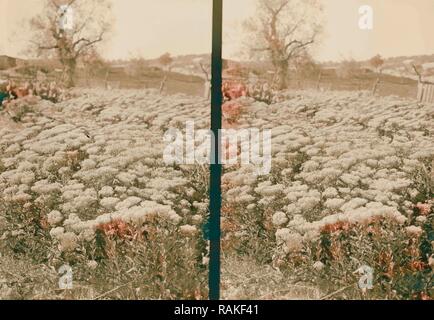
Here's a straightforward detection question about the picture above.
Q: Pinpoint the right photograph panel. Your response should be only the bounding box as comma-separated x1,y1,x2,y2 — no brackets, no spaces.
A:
220,0,434,300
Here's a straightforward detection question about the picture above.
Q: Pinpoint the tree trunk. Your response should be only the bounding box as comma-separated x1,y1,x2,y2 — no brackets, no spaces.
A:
159,75,168,94
276,61,289,90
64,59,77,88
316,71,322,90
104,70,110,89
372,77,380,95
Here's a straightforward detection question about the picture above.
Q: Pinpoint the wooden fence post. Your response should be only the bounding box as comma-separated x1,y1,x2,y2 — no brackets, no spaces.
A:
316,72,322,90
372,77,380,95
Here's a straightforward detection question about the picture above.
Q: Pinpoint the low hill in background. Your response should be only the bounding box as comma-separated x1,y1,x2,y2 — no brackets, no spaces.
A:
1,53,433,98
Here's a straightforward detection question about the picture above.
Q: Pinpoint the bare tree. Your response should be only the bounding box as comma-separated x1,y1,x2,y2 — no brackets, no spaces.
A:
29,0,112,88
243,0,323,89
369,54,384,73
157,53,173,94
369,55,384,96
158,53,173,71
199,61,211,99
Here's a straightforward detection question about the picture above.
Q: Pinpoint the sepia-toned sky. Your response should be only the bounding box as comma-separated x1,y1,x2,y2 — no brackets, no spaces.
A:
1,0,433,62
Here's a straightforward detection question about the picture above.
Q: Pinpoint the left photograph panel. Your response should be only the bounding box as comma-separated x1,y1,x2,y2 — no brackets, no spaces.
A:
0,0,213,300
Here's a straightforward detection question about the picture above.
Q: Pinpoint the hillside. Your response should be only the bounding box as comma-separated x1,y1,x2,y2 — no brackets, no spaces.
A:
322,54,434,82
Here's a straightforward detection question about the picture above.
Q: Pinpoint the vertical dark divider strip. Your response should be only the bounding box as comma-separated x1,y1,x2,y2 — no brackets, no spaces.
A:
209,0,223,301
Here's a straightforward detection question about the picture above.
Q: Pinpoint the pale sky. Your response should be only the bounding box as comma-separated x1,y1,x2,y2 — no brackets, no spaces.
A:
1,0,433,62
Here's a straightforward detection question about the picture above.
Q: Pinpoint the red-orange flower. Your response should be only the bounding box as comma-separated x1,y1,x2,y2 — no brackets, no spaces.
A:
97,219,135,239
415,202,432,216
321,221,352,234
222,101,243,124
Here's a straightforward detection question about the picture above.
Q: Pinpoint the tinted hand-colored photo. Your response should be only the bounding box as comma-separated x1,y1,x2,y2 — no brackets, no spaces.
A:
0,0,433,300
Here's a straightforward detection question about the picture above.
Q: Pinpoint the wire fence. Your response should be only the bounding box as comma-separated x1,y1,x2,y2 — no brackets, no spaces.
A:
417,81,434,103
286,76,418,100
2,70,425,102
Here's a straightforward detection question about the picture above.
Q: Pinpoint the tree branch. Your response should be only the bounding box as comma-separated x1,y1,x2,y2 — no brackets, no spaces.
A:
72,38,89,49
286,38,315,60
51,0,77,10
263,0,289,15
72,2,99,38
275,0,289,15
412,64,423,83
284,39,300,51
199,62,210,81
282,19,302,40
74,32,105,57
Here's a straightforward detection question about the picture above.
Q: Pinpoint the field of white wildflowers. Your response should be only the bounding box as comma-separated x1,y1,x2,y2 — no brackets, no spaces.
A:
0,89,432,299
222,90,433,299
0,89,211,299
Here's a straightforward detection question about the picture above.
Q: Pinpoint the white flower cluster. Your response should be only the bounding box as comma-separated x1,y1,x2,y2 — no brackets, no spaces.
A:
1,89,432,258
0,89,210,250
223,90,434,253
